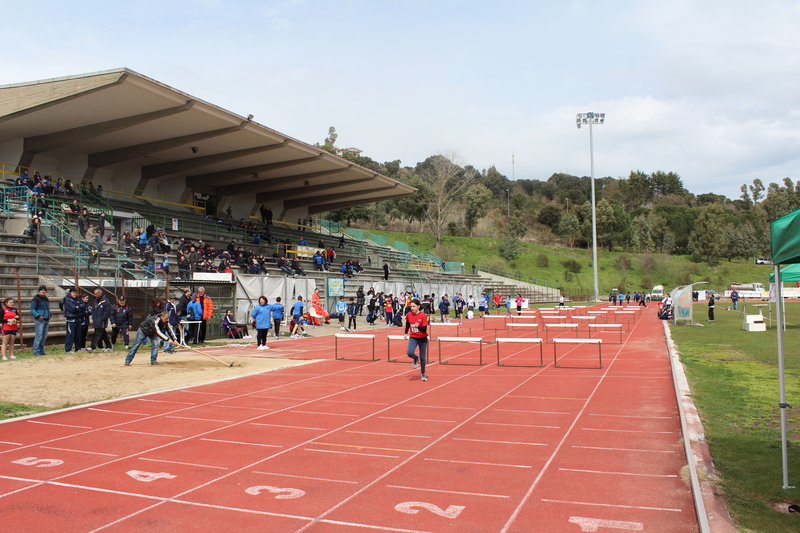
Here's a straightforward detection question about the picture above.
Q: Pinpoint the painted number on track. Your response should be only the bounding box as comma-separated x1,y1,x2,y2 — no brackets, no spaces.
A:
11,457,64,468
125,470,177,483
245,485,305,499
568,517,644,531
395,502,465,519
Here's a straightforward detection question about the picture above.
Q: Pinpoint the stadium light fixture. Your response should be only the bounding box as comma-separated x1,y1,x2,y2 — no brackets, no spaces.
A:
576,112,605,302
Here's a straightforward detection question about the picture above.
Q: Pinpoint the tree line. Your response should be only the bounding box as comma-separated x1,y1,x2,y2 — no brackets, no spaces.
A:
318,128,799,264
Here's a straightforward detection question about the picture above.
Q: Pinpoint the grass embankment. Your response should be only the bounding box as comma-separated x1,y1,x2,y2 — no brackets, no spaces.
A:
670,303,800,532
368,229,772,297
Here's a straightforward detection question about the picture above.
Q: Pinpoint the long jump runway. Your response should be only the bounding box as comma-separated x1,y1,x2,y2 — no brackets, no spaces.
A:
0,307,700,532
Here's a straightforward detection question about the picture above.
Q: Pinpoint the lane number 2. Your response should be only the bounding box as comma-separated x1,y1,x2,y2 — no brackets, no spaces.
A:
11,457,63,468
245,485,305,499
395,502,465,519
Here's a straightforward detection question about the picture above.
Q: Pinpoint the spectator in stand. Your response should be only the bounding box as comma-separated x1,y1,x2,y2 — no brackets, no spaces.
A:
225,205,233,219
383,261,390,281
298,236,308,246
78,209,90,237
291,257,307,277
277,256,293,276
30,285,51,356
142,245,155,278
1,297,19,360
111,295,132,350
326,247,336,265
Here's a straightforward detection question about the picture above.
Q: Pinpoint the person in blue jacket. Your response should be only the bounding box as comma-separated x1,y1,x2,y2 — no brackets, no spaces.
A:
270,297,285,339
251,296,272,350
438,294,451,323
30,285,51,356
186,293,203,344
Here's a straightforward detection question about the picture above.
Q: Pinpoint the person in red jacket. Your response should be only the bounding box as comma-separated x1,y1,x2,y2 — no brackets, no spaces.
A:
404,299,429,382
2,297,19,360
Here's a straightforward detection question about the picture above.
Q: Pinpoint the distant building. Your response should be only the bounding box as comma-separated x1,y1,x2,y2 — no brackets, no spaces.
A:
337,147,363,157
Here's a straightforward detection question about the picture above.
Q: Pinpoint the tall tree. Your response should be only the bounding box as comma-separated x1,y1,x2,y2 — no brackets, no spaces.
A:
688,204,729,263
417,151,478,247
463,184,493,235
557,212,581,247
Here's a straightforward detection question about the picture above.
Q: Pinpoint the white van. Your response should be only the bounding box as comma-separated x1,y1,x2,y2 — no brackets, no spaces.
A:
651,285,665,301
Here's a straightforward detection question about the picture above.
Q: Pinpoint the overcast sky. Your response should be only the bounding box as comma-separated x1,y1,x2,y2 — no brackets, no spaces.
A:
2,0,798,200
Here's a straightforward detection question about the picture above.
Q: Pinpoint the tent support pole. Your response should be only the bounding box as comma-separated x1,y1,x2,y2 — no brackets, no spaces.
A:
774,264,793,489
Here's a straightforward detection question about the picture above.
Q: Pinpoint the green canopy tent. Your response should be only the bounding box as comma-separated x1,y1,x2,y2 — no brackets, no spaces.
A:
770,206,800,489
769,263,800,283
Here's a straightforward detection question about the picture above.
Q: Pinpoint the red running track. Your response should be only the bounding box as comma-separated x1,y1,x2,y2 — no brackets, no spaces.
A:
0,306,700,532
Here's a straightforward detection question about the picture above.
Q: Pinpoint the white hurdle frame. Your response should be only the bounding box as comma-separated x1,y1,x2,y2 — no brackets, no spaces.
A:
386,334,410,363
437,336,485,366
504,323,539,337
496,337,544,367
588,323,623,344
334,333,377,361
553,338,603,369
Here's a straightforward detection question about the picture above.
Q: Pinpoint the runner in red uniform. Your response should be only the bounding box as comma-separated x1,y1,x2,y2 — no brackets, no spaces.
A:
404,299,429,382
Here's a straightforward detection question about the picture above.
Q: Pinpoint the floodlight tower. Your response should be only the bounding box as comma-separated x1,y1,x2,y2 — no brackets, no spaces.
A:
576,112,605,302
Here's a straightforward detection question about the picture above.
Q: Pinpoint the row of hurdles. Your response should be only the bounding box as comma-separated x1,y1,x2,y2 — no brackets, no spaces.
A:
332,306,643,370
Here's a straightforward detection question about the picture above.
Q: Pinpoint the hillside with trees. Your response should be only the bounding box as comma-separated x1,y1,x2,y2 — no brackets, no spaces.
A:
318,127,799,269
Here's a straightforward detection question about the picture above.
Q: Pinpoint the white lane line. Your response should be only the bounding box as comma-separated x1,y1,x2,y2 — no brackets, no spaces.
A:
110,429,183,438
251,423,326,431
250,395,313,401
581,428,675,434
386,484,509,499
559,467,678,478
305,448,400,459
588,413,674,419
164,416,233,423
137,398,196,405
252,471,358,484
139,457,229,470
494,408,570,415
476,422,560,429
453,437,547,446
378,417,456,423
291,410,360,417
541,498,683,512
572,445,676,454
346,431,431,439
88,408,150,416
405,404,475,410
40,446,118,457
424,458,532,469
323,399,388,406
27,420,92,429
206,405,273,411
0,441,22,446
180,390,234,396
200,438,281,448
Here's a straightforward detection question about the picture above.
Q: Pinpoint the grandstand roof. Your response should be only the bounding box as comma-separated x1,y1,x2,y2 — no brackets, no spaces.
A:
0,68,416,214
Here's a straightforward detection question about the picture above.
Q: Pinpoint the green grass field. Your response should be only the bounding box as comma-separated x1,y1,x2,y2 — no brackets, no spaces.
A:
670,302,800,532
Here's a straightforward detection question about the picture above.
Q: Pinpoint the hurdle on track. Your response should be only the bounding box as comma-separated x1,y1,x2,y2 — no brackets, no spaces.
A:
334,333,377,361
437,336,485,366
553,338,603,369
540,315,568,323
544,323,579,342
612,310,637,327
430,322,461,339
504,323,540,337
386,334,407,363
496,337,544,367
588,323,623,344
